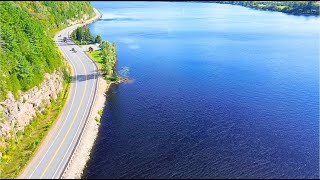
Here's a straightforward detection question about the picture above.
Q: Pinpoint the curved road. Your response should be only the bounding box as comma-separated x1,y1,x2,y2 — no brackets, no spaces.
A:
19,9,101,179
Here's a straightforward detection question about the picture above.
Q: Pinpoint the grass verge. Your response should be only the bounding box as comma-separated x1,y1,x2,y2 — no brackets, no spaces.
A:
0,68,71,179
86,50,121,82
85,50,103,69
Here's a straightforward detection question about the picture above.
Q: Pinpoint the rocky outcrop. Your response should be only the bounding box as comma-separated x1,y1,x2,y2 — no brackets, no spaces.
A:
65,13,90,26
0,70,64,142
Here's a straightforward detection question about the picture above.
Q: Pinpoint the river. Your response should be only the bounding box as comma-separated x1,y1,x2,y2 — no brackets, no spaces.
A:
83,1,319,178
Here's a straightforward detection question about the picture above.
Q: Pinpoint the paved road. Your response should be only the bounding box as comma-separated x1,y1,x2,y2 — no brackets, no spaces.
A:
19,9,100,179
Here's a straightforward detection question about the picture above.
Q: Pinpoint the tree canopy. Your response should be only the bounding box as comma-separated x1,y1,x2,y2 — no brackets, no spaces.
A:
71,26,94,45
95,35,102,44
100,41,118,81
0,1,94,101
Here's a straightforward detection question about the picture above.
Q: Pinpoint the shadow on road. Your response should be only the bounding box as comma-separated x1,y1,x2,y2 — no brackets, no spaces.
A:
56,42,77,46
72,72,98,83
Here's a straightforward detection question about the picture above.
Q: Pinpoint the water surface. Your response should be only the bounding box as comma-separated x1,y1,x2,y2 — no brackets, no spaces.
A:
83,1,319,178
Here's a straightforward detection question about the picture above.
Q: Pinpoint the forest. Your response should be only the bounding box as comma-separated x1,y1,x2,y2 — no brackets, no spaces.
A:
0,2,94,101
212,1,319,15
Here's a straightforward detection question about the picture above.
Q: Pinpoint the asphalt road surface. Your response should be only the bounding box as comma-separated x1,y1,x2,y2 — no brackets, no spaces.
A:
19,12,99,179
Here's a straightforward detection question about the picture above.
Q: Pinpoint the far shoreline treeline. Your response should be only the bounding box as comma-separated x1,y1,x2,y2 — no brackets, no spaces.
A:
170,1,320,16
212,1,319,16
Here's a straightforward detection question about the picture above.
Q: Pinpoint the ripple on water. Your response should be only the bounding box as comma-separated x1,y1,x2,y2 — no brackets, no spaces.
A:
83,1,319,179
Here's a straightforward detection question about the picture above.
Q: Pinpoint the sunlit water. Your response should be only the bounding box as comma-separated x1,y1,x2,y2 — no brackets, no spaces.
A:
83,1,320,178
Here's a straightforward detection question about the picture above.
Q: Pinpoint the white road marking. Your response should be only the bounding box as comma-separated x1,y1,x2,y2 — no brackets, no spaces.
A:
28,29,78,179
51,46,97,179
26,9,101,178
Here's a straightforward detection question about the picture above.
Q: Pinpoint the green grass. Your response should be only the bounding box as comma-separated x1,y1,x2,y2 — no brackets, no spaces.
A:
86,50,104,69
0,69,71,179
86,45,119,83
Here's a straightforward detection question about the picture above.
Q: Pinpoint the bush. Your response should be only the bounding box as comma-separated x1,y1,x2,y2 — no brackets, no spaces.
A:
98,109,103,116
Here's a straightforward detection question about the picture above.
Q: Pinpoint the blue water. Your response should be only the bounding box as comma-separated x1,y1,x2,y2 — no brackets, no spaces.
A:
83,1,320,178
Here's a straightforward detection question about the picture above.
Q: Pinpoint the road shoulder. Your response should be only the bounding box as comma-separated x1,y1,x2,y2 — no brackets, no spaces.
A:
62,74,109,179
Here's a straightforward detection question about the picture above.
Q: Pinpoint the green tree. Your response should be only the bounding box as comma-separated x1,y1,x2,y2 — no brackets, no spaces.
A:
75,27,83,41
83,26,92,42
71,26,94,44
95,34,102,44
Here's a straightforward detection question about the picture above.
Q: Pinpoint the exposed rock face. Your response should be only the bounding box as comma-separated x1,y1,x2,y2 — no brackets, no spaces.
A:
66,13,90,26
0,70,63,140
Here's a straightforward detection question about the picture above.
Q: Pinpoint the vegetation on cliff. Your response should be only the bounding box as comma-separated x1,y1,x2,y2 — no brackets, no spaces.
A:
0,1,94,101
0,67,71,179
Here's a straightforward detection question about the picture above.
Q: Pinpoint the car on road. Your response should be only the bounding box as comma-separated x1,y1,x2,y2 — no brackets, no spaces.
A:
71,48,77,53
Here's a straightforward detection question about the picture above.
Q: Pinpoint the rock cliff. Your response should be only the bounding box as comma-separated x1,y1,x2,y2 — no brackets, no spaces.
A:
0,70,63,143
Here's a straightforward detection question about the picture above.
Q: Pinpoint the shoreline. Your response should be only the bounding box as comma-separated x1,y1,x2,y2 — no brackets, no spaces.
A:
61,8,110,179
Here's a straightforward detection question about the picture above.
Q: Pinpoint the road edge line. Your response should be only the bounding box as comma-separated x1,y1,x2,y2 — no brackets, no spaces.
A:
59,8,101,179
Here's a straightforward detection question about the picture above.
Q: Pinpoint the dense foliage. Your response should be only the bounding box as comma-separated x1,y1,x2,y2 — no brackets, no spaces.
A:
95,35,103,44
0,1,94,101
14,1,95,36
100,41,119,81
71,26,105,45
212,1,319,15
71,26,94,45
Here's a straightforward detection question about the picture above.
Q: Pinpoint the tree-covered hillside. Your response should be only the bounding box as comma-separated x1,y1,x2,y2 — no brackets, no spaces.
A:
212,1,319,16
0,1,95,101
